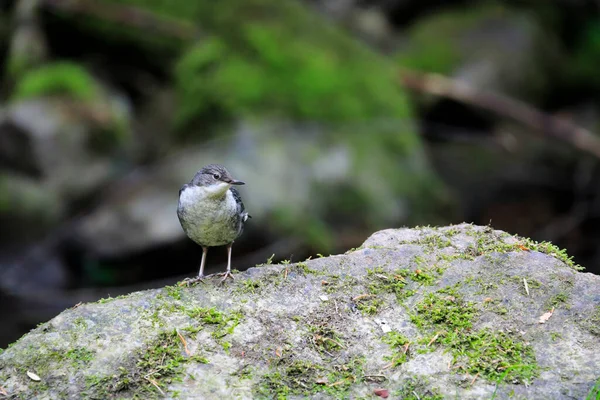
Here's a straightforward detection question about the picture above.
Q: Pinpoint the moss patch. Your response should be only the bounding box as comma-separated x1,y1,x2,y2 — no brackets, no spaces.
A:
11,62,100,102
382,332,411,367
580,306,600,337
254,356,365,399
394,375,443,400
411,287,538,384
84,330,208,398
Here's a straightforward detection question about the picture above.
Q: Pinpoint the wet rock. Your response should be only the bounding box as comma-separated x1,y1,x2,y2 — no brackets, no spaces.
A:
1,224,598,399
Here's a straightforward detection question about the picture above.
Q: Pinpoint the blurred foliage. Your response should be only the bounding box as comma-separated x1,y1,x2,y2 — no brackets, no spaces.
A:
175,33,409,128
572,21,600,88
10,62,100,102
397,6,495,74
175,11,412,131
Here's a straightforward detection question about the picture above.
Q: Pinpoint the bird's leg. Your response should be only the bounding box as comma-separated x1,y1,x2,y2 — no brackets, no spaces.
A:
219,243,235,284
198,246,208,279
180,247,208,286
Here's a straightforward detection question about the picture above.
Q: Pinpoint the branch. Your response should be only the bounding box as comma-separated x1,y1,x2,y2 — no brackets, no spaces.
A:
400,69,600,159
42,0,198,40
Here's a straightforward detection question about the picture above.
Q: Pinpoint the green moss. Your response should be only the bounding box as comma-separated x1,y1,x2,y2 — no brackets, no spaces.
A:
239,279,263,294
453,329,537,383
308,324,345,354
294,261,321,276
586,377,600,400
366,267,414,302
65,348,95,367
382,332,411,367
411,288,477,330
394,375,443,400
254,357,365,399
547,292,570,309
84,330,207,398
410,288,538,384
165,285,183,300
581,306,600,336
186,307,242,342
11,62,100,102
97,294,129,304
467,229,583,271
355,295,384,315
322,274,359,295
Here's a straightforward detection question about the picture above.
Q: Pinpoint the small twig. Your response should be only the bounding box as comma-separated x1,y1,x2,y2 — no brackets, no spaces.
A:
0,386,8,396
523,279,530,296
145,377,165,395
400,69,600,159
470,372,480,386
363,375,387,383
382,362,394,370
352,294,375,301
328,378,351,387
176,330,190,356
402,343,410,354
427,333,440,347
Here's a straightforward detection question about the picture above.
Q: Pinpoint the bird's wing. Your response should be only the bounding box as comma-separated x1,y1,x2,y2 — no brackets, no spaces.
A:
230,187,250,220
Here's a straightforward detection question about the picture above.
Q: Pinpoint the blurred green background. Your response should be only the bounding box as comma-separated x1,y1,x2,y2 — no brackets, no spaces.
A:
1,0,599,347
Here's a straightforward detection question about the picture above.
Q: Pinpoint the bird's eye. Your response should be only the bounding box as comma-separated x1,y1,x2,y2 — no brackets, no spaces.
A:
213,173,220,180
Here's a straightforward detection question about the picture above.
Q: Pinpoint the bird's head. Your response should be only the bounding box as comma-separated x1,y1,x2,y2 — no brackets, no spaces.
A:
191,164,245,196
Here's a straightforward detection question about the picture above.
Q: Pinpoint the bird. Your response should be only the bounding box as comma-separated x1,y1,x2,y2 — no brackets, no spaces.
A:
177,164,250,283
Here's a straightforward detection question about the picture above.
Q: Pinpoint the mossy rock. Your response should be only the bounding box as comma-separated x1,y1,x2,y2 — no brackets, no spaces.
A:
1,224,598,399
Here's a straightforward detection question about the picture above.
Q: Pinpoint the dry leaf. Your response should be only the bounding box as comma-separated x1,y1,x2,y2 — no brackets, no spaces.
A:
275,347,282,357
374,388,390,398
26,371,41,381
539,307,555,324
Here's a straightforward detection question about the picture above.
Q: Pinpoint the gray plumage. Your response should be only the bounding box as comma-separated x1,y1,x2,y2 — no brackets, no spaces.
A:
177,164,249,282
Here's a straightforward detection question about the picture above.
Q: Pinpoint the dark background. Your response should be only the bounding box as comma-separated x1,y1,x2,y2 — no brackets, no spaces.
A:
1,0,600,348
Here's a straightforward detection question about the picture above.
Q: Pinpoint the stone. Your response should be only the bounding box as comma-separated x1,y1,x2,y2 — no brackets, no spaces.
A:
1,224,598,399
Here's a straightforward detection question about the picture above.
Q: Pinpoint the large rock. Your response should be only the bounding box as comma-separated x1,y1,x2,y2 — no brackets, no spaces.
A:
1,224,598,399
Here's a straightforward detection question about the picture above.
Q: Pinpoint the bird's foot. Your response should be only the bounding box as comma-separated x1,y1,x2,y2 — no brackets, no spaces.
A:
178,275,206,286
216,271,235,284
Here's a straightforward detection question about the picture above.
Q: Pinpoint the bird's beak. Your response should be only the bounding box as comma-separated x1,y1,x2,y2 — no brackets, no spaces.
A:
225,178,245,185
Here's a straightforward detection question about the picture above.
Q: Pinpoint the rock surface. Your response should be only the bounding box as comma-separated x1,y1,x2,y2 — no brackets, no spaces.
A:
0,224,599,399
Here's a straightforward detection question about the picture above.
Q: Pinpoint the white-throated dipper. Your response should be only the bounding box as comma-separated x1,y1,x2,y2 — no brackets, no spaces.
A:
177,164,250,283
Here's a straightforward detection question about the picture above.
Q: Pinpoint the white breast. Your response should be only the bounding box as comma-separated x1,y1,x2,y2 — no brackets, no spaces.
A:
178,185,242,246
